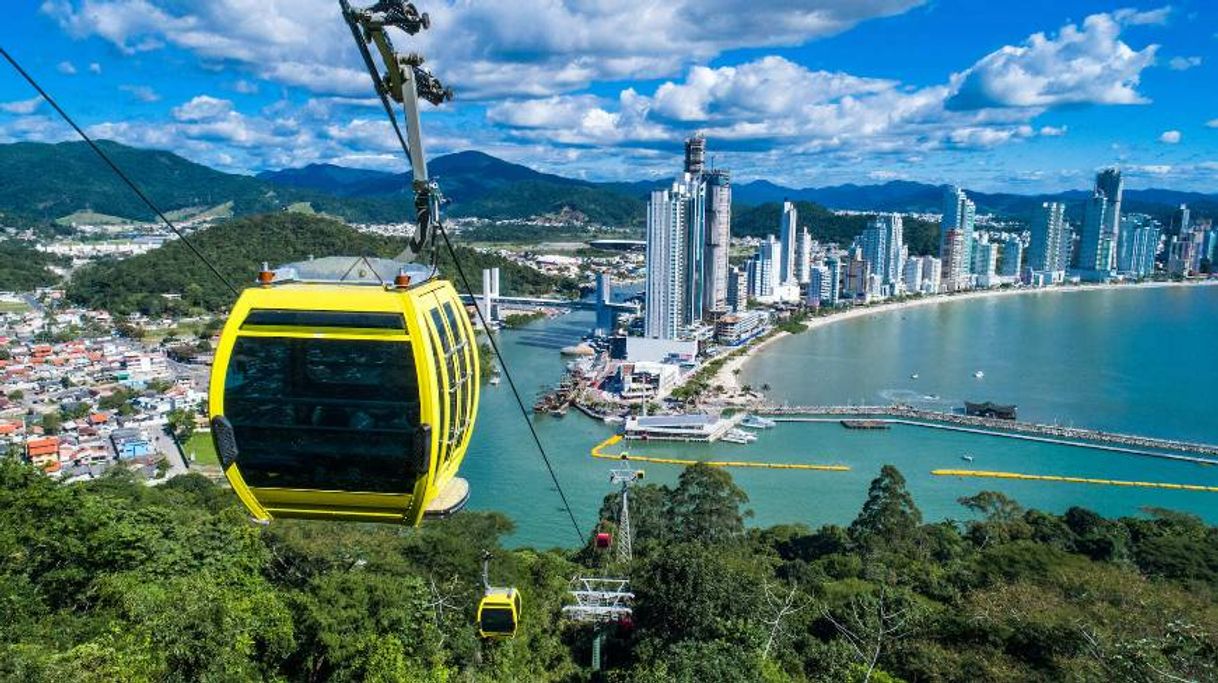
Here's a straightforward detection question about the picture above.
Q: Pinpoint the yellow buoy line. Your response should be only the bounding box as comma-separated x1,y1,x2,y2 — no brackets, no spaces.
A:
933,469,1218,493
590,435,850,472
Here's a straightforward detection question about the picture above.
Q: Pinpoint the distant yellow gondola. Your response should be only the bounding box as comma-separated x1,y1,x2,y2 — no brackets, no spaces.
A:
477,552,521,639
208,257,479,525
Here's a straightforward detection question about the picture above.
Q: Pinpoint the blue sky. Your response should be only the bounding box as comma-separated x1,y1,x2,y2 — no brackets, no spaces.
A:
1,0,1216,192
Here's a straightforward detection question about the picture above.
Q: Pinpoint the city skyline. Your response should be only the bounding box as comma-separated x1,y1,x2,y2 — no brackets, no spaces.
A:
0,2,1214,192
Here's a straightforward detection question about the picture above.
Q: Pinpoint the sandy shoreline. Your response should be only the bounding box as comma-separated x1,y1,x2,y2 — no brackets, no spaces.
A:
709,279,1218,395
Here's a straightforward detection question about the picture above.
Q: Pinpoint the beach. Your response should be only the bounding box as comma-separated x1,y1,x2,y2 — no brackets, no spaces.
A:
708,279,1218,395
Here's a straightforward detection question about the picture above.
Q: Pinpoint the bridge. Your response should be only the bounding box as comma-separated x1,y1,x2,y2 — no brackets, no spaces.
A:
461,268,639,327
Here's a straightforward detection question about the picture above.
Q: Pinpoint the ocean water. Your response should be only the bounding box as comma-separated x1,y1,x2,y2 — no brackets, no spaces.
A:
461,286,1218,547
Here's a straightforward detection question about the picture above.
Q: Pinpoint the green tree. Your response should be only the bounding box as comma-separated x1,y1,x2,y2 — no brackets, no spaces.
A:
848,465,922,552
668,464,751,544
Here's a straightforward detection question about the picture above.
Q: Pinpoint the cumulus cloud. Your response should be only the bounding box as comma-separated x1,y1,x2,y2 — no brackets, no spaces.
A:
1039,125,1067,136
1168,56,1202,71
172,95,234,122
88,62,102,74
119,84,160,103
1159,129,1181,144
1207,119,1218,128
40,0,927,99
57,60,77,75
947,12,1157,110
0,97,44,115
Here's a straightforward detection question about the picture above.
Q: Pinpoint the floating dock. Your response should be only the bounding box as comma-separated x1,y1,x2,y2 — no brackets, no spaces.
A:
590,435,849,472
840,419,890,430
932,468,1218,493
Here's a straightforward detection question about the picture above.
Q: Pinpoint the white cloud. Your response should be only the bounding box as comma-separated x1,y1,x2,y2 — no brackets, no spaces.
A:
1159,129,1181,144
1038,125,1067,136
1112,7,1171,26
172,95,234,122
88,62,102,74
232,79,258,94
40,0,928,99
1207,118,1218,128
947,12,1157,110
0,97,43,115
1168,56,1202,71
57,60,77,75
119,84,160,103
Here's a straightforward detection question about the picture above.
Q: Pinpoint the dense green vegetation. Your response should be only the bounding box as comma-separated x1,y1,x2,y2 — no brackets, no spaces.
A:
66,213,575,314
0,241,65,291
449,180,645,227
1,459,1215,681
734,201,940,256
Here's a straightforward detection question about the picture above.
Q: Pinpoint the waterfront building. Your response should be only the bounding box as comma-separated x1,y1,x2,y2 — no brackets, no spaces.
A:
919,255,942,294
1168,230,1204,277
1027,201,1067,285
825,254,843,305
594,272,615,336
1117,216,1160,278
1172,203,1191,235
726,266,748,312
796,227,813,284
972,234,1000,287
749,236,782,299
644,185,687,340
703,169,732,318
843,249,872,302
939,186,975,291
780,201,798,284
714,309,770,346
1000,236,1023,277
861,213,904,295
902,256,923,294
1076,168,1123,280
808,264,833,306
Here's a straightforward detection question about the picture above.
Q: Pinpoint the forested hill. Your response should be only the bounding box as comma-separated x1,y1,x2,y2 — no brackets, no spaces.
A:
734,200,942,256
1,458,1215,681
66,213,576,315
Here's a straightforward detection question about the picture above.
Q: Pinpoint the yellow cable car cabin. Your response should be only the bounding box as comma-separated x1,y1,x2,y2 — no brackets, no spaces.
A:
208,257,479,526
478,587,522,639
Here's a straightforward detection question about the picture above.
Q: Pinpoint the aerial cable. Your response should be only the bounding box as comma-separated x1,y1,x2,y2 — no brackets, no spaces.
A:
338,1,584,543
0,47,241,298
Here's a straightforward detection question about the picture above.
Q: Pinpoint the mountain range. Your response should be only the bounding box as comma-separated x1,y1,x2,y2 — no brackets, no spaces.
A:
1,141,1213,231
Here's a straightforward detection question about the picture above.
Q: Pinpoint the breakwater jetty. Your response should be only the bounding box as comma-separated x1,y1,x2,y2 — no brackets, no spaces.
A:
763,405,1218,464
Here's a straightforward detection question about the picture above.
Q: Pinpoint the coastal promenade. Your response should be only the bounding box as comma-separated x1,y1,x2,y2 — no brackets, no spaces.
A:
765,405,1218,464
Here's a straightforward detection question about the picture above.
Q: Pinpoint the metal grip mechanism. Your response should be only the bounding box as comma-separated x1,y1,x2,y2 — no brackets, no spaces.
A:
340,0,451,259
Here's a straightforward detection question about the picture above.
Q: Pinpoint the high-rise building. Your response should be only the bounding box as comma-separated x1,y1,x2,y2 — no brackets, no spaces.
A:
780,201,798,284
902,256,923,294
1000,236,1023,277
796,227,813,284
1077,168,1123,278
919,255,942,294
843,248,871,302
825,254,842,305
1117,216,1160,278
1027,202,1067,284
861,213,904,293
644,186,687,340
702,170,732,317
682,174,707,325
726,266,748,312
684,134,706,175
1168,232,1201,276
806,265,828,306
939,186,975,291
749,236,781,299
972,234,999,286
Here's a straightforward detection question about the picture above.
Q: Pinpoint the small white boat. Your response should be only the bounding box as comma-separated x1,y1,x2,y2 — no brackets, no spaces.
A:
961,454,974,462
489,374,501,386
720,428,757,444
910,373,920,379
740,414,777,429
973,370,985,379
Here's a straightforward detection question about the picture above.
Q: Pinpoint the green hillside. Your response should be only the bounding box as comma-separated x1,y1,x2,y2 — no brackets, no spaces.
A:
448,180,645,227
65,213,573,315
0,241,66,291
734,200,941,256
2,459,1215,681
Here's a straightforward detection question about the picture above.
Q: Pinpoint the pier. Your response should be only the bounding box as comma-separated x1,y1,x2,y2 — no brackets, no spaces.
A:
933,469,1218,493
590,435,850,472
763,405,1218,464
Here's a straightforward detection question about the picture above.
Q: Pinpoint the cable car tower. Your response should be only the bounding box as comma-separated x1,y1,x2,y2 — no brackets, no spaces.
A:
563,460,641,671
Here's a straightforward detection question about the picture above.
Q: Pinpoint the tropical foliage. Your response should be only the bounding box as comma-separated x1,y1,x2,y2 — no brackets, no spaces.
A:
2,458,1215,681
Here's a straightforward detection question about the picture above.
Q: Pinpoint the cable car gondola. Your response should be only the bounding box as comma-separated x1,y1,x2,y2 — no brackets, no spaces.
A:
208,257,479,525
477,552,521,639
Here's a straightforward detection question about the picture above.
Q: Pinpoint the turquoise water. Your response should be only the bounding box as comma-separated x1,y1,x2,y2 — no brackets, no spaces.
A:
462,286,1218,547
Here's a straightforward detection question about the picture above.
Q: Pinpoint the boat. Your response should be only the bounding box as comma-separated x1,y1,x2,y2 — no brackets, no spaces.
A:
910,373,919,379
740,414,776,429
973,370,985,379
489,374,501,386
720,428,757,444
923,394,939,400
961,454,975,462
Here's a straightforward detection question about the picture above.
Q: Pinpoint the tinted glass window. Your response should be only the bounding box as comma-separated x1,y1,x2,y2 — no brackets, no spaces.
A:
223,336,420,493
480,606,515,634
242,309,406,330
443,302,473,446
